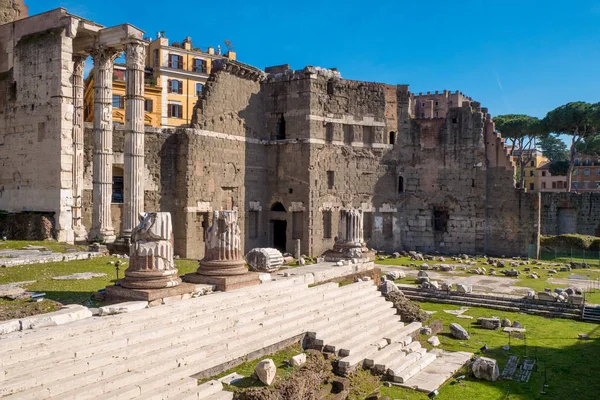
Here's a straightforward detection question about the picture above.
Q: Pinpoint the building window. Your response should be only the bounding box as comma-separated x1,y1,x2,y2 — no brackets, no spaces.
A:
325,123,334,143
572,181,579,189
112,165,124,203
275,113,286,140
168,53,183,69
327,80,334,95
529,182,534,190
389,131,395,145
112,95,124,109
584,159,591,166
343,125,352,145
574,158,580,166
248,210,259,239
196,83,204,96
363,126,373,145
421,113,425,118
398,176,404,193
433,208,449,232
574,169,579,176
542,171,546,177
584,168,591,176
596,169,600,175
168,103,183,119
292,211,303,240
323,211,332,239
595,182,600,189
144,99,153,112
327,171,334,189
530,170,535,177
435,101,439,106
530,161,535,167
363,212,372,240
193,58,206,73
421,102,425,107
168,79,183,94
452,117,458,123
542,182,546,189
434,112,438,118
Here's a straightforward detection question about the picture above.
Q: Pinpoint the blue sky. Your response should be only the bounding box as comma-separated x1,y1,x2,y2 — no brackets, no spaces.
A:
26,0,600,121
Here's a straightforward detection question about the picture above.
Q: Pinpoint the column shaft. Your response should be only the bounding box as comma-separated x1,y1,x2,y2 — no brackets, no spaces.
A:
122,41,147,239
72,56,87,241
90,46,120,242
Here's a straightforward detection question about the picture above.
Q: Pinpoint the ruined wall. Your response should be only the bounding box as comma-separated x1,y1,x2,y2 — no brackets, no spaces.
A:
82,125,180,241
0,0,27,26
185,62,269,259
0,17,75,242
541,192,600,236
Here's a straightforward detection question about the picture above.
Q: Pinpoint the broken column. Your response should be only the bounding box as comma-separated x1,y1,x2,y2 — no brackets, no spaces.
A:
105,212,195,302
71,55,87,242
121,40,147,242
323,209,372,261
89,46,120,243
184,210,260,291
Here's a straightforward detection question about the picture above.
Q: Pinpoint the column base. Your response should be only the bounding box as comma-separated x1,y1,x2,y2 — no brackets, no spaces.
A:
88,229,117,244
110,235,131,255
73,225,89,243
196,259,248,276
323,243,375,262
104,282,196,302
120,268,182,289
183,272,260,292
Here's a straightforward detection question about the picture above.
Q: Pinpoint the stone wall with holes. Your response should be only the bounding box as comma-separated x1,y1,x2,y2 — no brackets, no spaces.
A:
0,22,75,242
540,192,600,236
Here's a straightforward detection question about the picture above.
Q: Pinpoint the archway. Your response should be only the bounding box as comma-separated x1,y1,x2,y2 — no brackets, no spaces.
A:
270,202,287,252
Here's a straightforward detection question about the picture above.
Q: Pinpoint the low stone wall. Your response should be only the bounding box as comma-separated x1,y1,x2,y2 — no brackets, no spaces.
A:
0,212,54,240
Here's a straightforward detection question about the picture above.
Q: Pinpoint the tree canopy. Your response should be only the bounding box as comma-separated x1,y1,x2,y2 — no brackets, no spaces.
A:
538,134,568,162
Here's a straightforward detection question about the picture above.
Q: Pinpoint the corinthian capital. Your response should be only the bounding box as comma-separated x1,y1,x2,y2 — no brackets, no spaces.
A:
73,55,87,76
125,40,148,69
90,46,122,70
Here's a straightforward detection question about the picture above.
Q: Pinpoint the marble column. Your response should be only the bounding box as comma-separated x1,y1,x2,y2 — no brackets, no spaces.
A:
89,46,120,242
72,55,88,241
338,209,364,246
196,210,247,276
121,40,148,240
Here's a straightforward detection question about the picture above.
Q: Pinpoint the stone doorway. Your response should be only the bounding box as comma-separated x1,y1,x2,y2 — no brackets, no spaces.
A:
272,220,287,252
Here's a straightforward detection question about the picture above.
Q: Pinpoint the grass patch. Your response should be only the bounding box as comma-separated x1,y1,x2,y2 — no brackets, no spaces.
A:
204,343,304,391
0,240,86,253
383,302,600,400
0,255,199,313
0,298,62,321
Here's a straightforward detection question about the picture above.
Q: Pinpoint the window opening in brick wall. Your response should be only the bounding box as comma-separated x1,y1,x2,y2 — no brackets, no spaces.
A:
398,176,404,193
327,80,334,95
275,113,286,140
433,208,449,232
327,171,335,189
452,117,458,123
363,126,373,146
197,212,210,241
343,125,352,145
472,178,475,188
529,182,535,190
389,131,395,145
323,211,332,239
325,122,334,143
383,215,393,238
271,202,286,212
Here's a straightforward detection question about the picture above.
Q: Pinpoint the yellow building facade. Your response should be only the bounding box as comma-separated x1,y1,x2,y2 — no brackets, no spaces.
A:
512,149,548,191
84,64,163,128
147,35,236,128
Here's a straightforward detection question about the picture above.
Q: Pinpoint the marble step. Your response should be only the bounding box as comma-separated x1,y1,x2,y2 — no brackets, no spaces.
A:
392,353,437,383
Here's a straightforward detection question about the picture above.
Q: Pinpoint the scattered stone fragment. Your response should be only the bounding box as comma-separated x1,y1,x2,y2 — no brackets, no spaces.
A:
290,353,306,367
477,317,501,330
501,318,511,327
98,301,148,316
579,334,590,340
449,323,469,340
0,319,21,335
218,372,244,385
52,272,107,280
471,357,499,381
379,280,400,295
254,359,277,385
427,336,441,347
421,326,432,335
246,248,284,272
456,283,472,293
512,321,522,328
537,291,558,302
386,271,405,280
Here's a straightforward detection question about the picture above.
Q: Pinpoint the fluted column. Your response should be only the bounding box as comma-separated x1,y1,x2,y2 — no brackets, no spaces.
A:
72,55,88,241
90,46,120,242
121,40,148,240
196,210,246,276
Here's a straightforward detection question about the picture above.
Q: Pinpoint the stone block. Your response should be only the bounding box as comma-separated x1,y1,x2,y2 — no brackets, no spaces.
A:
471,357,499,381
98,301,148,316
20,305,92,330
290,353,306,367
449,323,469,340
255,359,276,385
477,317,501,330
0,319,21,335
184,272,260,292
456,283,472,293
104,282,196,302
427,336,440,347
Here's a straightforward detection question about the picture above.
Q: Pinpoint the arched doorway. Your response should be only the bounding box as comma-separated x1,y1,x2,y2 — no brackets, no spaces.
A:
270,202,287,252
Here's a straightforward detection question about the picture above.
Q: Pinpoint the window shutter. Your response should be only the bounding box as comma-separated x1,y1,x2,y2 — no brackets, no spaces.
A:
168,104,172,118
179,55,184,70
168,55,172,68
167,79,172,93
178,80,183,94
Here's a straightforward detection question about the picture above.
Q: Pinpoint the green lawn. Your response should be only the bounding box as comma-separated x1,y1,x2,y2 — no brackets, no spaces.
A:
0,240,87,253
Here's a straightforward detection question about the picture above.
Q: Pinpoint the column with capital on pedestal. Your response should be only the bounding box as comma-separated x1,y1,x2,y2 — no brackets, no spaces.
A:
324,209,369,261
71,55,88,242
89,46,120,243
121,40,148,242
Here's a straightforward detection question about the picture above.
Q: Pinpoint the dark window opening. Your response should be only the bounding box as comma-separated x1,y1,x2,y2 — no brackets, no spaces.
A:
323,211,332,239
363,126,373,145
168,103,183,118
196,83,204,96
343,125,352,145
327,80,334,95
325,122,334,143
288,188,293,194
292,211,303,240
363,212,373,240
452,117,458,123
327,171,335,189
398,176,404,193
389,131,395,145
275,113,286,140
197,212,210,241
112,165,124,203
529,182,535,190
144,99,153,112
248,210,259,239
471,178,475,188
271,202,286,212
433,208,449,232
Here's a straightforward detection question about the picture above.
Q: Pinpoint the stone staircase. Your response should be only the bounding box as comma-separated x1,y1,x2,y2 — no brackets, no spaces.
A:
582,305,600,323
0,277,463,399
397,284,583,320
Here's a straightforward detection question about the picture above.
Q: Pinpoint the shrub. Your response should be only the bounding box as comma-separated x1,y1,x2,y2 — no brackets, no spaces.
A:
385,291,428,322
540,234,595,251
347,369,381,400
429,320,444,335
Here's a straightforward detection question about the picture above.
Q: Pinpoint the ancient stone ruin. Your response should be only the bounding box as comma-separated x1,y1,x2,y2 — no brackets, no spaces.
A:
324,209,372,261
184,210,259,290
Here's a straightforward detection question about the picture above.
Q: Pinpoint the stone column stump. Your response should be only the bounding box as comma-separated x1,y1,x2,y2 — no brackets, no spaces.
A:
323,209,375,261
